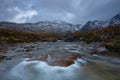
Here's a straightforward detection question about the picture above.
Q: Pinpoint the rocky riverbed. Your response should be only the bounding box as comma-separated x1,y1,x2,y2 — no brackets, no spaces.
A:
0,41,120,80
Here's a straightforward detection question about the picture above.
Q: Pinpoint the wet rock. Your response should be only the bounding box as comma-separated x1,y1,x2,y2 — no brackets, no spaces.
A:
27,53,81,67
16,49,25,52
0,55,5,60
96,47,108,54
91,47,108,55
53,59,74,67
4,56,12,60
38,54,50,62
0,47,8,53
25,48,33,52
23,46,35,52
0,55,12,61
24,46,35,49
16,48,33,52
52,53,81,67
66,54,81,60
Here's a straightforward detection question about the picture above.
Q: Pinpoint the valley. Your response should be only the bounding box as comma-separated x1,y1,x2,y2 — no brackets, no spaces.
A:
0,13,120,80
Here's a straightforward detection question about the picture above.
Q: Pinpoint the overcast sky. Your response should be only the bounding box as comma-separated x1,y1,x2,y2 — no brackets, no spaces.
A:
0,0,120,24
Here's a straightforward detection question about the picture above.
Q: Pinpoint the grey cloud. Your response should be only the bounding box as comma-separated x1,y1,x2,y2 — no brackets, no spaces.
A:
0,0,120,24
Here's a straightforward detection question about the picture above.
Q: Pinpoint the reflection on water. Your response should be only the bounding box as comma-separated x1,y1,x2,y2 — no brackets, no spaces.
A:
0,41,120,80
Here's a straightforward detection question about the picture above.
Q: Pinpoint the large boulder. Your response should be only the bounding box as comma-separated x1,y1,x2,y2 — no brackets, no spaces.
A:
28,53,81,67
91,47,108,55
52,53,81,67
52,59,74,67
0,55,5,60
0,55,11,60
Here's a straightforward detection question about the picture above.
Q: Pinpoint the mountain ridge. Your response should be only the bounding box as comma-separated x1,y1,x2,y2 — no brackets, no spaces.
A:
81,13,120,31
0,20,82,33
0,13,120,33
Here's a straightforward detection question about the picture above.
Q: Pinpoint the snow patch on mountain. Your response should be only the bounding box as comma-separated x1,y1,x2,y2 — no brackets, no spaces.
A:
109,14,120,25
81,20,109,31
0,21,82,33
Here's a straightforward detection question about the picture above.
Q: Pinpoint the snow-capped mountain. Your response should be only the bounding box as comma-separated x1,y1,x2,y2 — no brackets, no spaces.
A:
109,14,120,25
81,20,109,31
0,21,82,33
33,21,82,33
81,14,120,31
0,14,120,33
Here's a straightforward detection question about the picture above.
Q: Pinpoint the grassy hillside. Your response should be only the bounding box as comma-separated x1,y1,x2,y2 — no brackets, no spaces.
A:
73,24,120,52
0,28,62,43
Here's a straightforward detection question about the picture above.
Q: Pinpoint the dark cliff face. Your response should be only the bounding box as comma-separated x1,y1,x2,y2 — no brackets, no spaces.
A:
81,20,108,31
81,14,120,32
109,14,120,25
80,21,92,31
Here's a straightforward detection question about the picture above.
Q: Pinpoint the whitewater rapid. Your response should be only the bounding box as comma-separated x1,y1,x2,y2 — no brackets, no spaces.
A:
0,41,120,80
8,58,86,80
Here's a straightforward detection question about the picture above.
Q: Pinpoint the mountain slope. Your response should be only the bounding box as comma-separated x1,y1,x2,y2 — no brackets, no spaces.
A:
0,28,64,43
81,20,108,31
0,21,82,33
109,14,120,25
81,14,120,31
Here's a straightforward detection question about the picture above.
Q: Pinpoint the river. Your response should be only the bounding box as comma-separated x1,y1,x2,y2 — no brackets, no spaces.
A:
0,41,120,80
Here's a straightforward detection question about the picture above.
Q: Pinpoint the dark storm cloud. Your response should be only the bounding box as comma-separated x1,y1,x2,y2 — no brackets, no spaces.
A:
0,0,120,24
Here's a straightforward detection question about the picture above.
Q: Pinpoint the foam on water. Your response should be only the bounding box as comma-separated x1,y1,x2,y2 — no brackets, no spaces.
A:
8,59,83,80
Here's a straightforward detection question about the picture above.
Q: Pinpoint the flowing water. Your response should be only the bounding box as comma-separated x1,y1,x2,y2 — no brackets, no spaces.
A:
0,41,120,80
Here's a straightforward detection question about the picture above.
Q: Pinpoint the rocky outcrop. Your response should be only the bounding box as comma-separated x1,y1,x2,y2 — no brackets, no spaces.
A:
91,47,108,55
52,59,74,67
81,20,108,31
81,14,120,32
109,14,120,25
28,53,81,67
52,54,81,67
0,55,5,60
